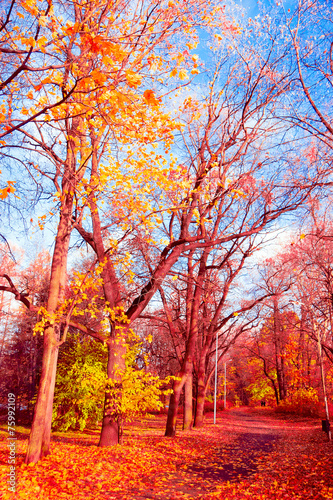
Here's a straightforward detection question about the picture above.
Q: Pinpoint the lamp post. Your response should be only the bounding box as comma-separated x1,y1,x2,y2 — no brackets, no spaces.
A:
214,329,218,424
224,361,227,410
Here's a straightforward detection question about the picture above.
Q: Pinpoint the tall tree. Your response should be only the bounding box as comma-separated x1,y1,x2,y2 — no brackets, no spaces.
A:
64,0,234,447
154,23,329,434
1,0,231,461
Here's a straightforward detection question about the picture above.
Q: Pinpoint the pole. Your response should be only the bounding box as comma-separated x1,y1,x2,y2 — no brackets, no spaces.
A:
214,330,218,424
224,361,227,410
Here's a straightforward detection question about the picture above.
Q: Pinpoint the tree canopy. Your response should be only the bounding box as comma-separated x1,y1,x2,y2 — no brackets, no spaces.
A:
1,0,333,473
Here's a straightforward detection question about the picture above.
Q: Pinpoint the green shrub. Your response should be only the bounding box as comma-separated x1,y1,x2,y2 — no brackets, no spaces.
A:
52,335,107,431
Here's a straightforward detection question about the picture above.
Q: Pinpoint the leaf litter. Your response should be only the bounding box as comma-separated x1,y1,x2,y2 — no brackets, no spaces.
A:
0,408,332,499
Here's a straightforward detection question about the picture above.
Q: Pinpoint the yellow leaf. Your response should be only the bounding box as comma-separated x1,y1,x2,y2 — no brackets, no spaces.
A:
37,35,48,48
38,15,48,26
178,68,189,80
125,70,142,88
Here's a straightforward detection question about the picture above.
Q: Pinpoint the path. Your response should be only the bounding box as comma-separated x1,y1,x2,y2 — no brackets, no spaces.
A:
146,407,328,500
179,408,284,494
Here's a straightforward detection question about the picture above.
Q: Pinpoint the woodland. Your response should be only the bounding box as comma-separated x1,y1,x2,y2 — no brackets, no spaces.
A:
0,0,333,498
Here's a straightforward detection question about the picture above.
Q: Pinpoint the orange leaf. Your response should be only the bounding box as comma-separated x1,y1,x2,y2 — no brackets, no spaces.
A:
143,90,160,107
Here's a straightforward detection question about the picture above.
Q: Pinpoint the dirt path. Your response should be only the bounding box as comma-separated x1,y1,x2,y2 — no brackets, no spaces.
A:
148,407,331,500
185,430,278,482
174,408,285,495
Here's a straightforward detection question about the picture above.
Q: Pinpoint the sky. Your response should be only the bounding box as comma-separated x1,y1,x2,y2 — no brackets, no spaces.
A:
235,0,298,18
1,0,318,272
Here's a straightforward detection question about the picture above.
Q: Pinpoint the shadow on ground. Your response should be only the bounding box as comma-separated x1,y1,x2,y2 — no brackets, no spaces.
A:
185,432,277,482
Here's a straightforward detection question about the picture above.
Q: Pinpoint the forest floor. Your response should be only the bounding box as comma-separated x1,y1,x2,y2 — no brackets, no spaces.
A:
0,407,332,499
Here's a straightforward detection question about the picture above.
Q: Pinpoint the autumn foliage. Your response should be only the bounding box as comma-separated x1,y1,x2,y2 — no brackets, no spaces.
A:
1,0,333,497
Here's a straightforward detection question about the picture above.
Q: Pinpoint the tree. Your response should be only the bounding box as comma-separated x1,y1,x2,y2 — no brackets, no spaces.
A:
242,236,333,415
155,236,287,433
1,0,232,462
153,20,329,434
289,227,333,363
64,0,234,448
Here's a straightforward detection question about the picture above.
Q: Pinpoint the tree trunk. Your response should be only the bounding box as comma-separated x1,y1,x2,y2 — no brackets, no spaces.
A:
165,329,199,437
194,370,206,428
193,343,211,428
98,391,119,447
273,298,286,402
79,142,125,448
276,355,287,402
183,368,193,430
272,380,280,406
99,334,126,447
25,190,73,463
165,374,186,437
25,329,59,462
262,356,279,406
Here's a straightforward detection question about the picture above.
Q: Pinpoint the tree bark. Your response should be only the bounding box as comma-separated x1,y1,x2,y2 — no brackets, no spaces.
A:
165,374,186,437
193,370,206,428
98,334,126,447
25,329,59,462
25,117,77,461
25,205,72,463
183,367,193,430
